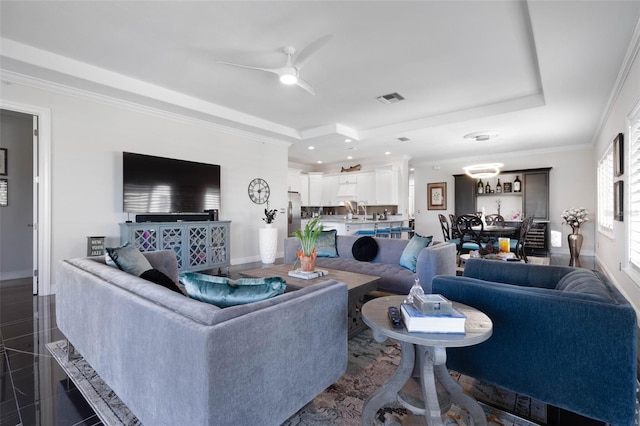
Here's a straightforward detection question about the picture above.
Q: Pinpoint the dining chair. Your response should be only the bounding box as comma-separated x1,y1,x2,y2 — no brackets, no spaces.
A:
455,214,486,253
484,214,505,227
438,214,451,241
449,214,460,239
511,215,534,262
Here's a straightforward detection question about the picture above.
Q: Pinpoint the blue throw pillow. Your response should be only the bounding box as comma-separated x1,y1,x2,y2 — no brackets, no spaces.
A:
105,243,152,276
399,233,433,272
315,229,338,257
180,272,286,308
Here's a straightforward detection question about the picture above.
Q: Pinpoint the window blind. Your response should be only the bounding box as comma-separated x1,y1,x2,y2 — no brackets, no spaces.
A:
629,108,640,271
598,146,614,236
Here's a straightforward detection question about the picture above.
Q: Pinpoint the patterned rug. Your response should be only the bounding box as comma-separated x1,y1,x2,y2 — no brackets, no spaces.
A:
48,331,542,426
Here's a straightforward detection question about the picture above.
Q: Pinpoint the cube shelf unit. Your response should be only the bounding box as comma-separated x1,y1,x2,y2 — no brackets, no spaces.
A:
120,221,231,273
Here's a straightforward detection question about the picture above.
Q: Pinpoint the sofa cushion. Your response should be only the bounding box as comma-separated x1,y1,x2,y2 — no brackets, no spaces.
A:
140,268,184,295
399,233,433,272
315,229,338,258
180,272,286,308
555,269,615,302
352,236,378,261
105,243,152,276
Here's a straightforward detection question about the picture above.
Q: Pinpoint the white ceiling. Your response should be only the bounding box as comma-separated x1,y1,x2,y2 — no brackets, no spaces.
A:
1,1,639,169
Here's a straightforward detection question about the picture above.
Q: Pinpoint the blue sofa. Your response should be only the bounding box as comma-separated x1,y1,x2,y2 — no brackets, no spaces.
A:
432,259,638,426
284,235,457,294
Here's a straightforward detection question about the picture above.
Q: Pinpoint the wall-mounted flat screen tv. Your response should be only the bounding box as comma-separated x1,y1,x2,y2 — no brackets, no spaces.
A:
123,152,221,213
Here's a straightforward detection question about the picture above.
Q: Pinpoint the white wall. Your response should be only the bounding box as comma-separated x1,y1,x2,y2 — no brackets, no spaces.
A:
593,31,640,312
0,110,33,279
412,147,596,255
1,81,290,293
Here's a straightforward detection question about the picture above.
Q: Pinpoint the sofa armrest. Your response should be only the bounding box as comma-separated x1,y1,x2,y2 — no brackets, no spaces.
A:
432,274,638,426
415,242,456,293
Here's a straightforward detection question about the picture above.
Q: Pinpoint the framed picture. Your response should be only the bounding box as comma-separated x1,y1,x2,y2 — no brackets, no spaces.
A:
0,148,6,176
614,180,623,221
0,179,7,207
503,182,512,193
427,182,447,210
614,133,624,177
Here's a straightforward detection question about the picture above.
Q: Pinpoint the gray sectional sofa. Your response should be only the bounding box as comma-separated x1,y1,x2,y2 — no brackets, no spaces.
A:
56,250,348,426
284,235,457,294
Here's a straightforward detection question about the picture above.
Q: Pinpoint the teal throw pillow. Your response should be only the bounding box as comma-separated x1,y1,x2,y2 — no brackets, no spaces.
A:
180,272,286,308
315,229,338,257
399,233,433,272
105,243,152,276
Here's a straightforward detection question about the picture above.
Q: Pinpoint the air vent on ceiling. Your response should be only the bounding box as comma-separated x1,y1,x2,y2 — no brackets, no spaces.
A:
376,92,405,104
398,137,410,142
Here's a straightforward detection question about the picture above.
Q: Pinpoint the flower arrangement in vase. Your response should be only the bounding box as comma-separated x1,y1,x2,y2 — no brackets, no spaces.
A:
561,207,588,234
293,217,323,271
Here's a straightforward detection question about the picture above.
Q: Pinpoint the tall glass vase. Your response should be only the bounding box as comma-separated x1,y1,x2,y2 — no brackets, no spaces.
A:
568,228,583,267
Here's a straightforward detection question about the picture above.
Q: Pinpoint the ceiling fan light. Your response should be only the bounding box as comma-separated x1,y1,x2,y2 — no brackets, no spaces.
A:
279,74,298,85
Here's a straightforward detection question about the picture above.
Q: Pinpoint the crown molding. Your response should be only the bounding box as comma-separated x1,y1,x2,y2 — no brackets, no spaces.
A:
0,69,291,148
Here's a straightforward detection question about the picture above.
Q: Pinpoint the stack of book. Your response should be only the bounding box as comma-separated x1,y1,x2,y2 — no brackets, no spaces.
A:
400,294,466,334
287,269,329,280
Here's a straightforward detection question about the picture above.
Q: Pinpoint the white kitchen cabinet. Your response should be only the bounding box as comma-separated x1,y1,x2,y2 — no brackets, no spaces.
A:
299,174,309,205
375,167,399,205
356,171,376,205
321,175,339,206
287,169,302,192
308,173,323,206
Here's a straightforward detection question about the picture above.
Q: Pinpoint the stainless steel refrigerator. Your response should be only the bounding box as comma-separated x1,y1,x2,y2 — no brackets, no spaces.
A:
287,192,301,237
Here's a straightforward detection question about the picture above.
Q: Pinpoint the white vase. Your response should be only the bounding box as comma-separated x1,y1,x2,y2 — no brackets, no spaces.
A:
259,226,278,264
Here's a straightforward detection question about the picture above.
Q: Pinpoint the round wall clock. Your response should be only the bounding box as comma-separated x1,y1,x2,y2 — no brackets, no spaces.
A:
248,178,270,204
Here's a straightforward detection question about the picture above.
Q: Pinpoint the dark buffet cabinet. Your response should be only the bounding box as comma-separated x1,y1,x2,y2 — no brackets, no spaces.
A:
454,168,551,255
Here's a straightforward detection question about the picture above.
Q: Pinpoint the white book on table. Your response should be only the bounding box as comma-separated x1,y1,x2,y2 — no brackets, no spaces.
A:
400,303,466,334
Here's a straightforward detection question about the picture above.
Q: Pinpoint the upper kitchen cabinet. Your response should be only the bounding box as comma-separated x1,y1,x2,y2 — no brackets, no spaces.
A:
356,172,376,205
308,173,323,206
454,175,477,216
287,168,302,193
375,167,399,205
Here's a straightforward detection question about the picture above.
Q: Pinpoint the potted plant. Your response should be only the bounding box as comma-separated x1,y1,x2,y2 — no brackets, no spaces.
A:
259,204,278,264
293,217,323,271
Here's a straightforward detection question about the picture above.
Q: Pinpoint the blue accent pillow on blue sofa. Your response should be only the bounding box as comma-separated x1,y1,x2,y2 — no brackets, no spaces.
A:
399,233,433,272
180,272,286,308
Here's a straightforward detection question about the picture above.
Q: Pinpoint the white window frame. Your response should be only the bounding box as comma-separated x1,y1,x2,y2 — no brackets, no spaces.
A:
597,145,614,238
628,101,640,277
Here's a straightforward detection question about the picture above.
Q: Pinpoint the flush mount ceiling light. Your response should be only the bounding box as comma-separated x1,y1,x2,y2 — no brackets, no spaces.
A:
463,131,500,142
463,163,504,179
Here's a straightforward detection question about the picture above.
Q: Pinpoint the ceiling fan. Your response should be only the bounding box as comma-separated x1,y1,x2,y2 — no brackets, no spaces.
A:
217,35,332,96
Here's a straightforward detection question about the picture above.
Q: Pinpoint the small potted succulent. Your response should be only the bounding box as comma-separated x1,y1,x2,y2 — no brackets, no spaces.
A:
293,217,323,271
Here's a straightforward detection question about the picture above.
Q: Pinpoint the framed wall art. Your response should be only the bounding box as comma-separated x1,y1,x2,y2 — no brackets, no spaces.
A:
0,148,6,176
427,182,447,210
614,180,623,221
614,133,624,177
0,179,7,206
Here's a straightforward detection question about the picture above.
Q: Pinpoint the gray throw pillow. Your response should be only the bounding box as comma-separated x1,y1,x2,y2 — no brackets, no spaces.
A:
105,243,152,276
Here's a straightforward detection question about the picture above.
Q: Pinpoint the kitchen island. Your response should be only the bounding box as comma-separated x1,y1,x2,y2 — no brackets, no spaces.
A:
319,216,406,236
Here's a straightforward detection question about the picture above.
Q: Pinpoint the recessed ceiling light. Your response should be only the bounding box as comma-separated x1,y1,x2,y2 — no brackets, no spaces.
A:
347,156,353,160
308,146,315,150
385,151,391,155
317,160,323,164
344,139,352,143
463,131,500,142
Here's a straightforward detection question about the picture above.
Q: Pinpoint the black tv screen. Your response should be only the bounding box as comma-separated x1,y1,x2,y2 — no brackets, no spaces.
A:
123,152,221,213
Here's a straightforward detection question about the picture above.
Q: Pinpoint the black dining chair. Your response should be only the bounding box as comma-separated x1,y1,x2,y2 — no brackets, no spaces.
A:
455,214,486,254
438,214,451,241
449,214,460,239
511,215,534,262
484,214,505,227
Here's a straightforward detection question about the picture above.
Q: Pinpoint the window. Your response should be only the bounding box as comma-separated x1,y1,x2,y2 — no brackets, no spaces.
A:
597,146,614,237
629,104,640,272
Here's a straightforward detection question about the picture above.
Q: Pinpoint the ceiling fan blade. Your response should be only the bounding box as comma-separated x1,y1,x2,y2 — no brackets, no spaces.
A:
217,61,280,75
296,78,316,96
293,34,333,70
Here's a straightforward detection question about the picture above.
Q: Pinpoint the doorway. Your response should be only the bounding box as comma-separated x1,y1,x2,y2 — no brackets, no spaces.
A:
0,109,36,292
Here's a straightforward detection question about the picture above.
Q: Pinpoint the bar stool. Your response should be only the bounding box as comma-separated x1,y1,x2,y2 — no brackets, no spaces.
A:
355,229,376,236
390,227,402,239
401,227,414,239
376,228,391,238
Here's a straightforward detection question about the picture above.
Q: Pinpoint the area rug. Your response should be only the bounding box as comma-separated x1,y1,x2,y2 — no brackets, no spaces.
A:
47,332,542,426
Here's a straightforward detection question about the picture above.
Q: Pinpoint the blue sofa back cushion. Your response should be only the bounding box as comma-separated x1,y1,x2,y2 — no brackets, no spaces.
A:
555,269,616,302
352,236,378,261
180,272,286,308
105,242,152,277
399,233,433,272
315,229,338,258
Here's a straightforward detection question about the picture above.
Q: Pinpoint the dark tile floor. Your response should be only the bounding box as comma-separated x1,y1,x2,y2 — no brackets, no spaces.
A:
1,255,600,426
